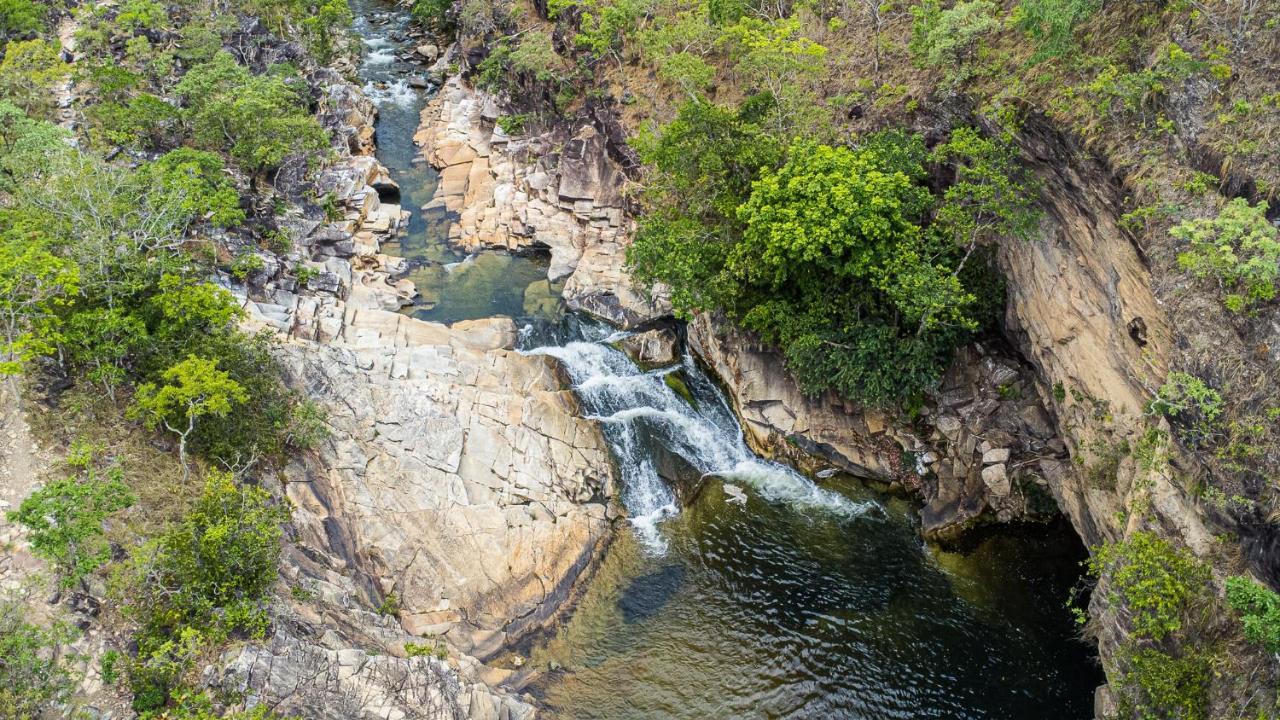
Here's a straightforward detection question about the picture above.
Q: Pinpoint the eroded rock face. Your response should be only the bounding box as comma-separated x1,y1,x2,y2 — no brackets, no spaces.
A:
687,314,1068,540
1001,119,1213,554
413,76,669,328
215,547,534,720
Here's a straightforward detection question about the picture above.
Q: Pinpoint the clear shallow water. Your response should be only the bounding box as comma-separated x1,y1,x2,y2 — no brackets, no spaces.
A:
518,318,1102,719
354,0,561,324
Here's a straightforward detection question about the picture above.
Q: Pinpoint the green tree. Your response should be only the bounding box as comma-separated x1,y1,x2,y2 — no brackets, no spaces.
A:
510,30,568,83
729,138,977,404
9,461,135,588
910,0,999,81
121,472,289,709
130,355,250,478
1015,0,1100,61
301,0,354,64
1225,575,1280,654
0,39,67,118
721,17,827,132
0,0,45,41
175,52,328,172
0,101,68,189
1174,198,1279,312
0,213,79,376
143,149,246,228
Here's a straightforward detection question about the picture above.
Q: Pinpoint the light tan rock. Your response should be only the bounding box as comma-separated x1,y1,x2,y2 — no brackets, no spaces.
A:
415,77,669,328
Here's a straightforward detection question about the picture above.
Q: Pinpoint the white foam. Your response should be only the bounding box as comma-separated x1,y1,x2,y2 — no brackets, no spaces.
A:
525,328,882,555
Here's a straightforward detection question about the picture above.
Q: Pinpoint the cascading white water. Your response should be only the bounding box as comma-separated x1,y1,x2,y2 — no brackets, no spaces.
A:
523,323,879,554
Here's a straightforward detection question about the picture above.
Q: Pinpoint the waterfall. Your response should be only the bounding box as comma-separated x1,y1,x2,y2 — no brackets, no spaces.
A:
522,321,879,555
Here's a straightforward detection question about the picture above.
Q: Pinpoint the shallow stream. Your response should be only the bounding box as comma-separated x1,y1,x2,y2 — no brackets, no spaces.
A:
353,7,1103,717
354,1,560,324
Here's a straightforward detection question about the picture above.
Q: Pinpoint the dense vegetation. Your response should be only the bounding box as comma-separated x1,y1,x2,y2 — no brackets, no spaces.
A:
0,0,347,716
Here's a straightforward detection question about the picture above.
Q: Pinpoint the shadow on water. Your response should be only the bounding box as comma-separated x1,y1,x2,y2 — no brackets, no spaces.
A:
517,316,1103,720
353,0,563,326
618,565,687,624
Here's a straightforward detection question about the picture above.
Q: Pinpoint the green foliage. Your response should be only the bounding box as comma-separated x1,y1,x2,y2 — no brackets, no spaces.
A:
378,591,400,616
116,0,167,32
1090,532,1212,643
1225,575,1280,653
510,30,567,83
1147,371,1224,448
630,104,1028,407
1173,198,1279,312
910,0,1000,73
130,355,249,474
86,93,183,151
0,101,69,189
145,149,246,228
1088,533,1217,720
1015,0,1100,61
657,52,716,96
1119,647,1212,720
232,253,267,281
0,212,80,375
550,0,648,61
721,16,827,131
0,603,73,719
0,39,67,118
175,52,328,172
0,0,45,41
411,0,454,31
9,458,135,587
121,472,289,709
165,690,295,719
301,0,354,64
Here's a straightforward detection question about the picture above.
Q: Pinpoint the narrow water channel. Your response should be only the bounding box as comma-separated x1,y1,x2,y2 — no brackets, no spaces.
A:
351,8,1103,718
354,0,560,324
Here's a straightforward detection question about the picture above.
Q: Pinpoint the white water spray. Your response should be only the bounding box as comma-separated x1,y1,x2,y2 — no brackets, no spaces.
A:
524,332,878,555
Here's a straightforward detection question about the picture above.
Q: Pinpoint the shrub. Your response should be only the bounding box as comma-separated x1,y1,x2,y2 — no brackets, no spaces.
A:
1173,198,1279,312
121,472,289,708
1015,0,1100,62
1089,532,1212,643
1225,575,1280,653
0,39,66,118
909,0,1000,72
510,30,566,83
1146,371,1224,448
0,0,45,41
411,0,454,31
130,355,250,476
1087,533,1216,720
85,93,183,150
9,459,135,587
0,212,80,375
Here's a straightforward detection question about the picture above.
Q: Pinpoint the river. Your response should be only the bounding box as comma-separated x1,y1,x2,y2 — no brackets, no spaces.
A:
352,3,1103,717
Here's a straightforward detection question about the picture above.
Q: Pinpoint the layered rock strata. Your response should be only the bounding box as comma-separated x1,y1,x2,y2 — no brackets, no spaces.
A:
413,76,669,328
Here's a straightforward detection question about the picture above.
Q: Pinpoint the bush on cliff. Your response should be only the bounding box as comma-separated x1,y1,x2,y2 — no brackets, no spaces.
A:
629,101,1032,408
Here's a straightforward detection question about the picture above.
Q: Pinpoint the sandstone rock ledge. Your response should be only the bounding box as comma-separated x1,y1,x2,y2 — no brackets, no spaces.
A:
413,76,670,328
228,84,618,715
688,313,1070,541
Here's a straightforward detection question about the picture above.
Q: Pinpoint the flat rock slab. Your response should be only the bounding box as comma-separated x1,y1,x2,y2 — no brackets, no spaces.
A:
272,310,615,658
